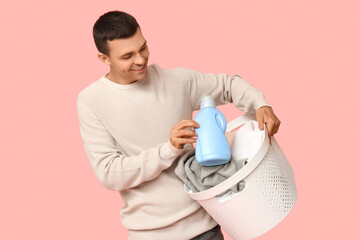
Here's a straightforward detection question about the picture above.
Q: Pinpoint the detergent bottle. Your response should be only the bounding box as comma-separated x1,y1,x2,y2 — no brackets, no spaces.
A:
194,95,231,166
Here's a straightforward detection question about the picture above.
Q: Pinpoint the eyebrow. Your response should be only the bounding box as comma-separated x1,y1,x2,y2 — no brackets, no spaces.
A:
121,41,147,58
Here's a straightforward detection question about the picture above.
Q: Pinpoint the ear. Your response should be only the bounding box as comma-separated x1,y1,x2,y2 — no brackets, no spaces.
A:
97,53,111,66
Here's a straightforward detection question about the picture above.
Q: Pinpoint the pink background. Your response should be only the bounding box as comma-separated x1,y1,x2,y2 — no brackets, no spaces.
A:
1,0,359,239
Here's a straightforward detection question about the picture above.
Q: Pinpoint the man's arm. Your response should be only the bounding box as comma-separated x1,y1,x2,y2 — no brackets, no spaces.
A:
182,68,280,136
77,100,189,191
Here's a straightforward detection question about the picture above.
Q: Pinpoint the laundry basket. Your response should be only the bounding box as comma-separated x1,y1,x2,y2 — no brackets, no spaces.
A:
186,113,297,240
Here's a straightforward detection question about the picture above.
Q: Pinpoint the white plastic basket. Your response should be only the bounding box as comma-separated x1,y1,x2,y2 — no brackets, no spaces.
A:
186,113,297,240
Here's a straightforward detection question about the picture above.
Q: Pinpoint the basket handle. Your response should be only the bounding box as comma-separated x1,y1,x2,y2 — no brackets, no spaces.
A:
188,113,270,201
226,112,258,132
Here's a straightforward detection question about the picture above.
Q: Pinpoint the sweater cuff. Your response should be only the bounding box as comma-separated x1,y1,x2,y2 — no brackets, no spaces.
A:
252,96,271,111
160,141,186,161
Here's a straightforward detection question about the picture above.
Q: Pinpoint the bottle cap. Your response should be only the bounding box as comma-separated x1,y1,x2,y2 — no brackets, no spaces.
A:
200,95,216,109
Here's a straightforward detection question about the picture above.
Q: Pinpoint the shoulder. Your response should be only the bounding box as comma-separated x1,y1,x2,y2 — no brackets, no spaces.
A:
150,64,196,80
77,78,104,105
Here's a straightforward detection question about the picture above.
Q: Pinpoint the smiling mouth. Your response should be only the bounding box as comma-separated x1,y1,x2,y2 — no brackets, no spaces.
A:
130,65,145,71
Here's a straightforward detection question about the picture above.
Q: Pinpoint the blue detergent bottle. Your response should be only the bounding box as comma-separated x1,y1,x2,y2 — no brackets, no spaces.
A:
194,95,231,166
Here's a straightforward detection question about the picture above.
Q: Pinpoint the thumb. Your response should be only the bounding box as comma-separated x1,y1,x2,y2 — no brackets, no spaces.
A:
256,114,265,130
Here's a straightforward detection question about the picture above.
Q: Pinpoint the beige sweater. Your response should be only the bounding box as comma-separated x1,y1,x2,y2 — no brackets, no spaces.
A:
77,64,270,239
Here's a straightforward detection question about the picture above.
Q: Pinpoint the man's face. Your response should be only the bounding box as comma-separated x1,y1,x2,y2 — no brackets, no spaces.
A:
99,28,150,84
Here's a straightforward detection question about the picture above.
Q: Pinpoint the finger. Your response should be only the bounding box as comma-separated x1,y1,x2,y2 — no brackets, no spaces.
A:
176,129,198,138
273,124,280,134
171,126,197,136
266,122,275,136
273,126,279,134
272,120,281,134
173,119,199,131
256,114,265,130
263,122,274,145
174,138,197,148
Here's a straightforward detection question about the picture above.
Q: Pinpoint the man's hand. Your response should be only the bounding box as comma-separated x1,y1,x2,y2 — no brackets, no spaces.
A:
256,106,281,137
170,119,199,149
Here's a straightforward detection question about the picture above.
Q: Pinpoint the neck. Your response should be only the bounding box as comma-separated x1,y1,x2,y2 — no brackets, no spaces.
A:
105,71,137,85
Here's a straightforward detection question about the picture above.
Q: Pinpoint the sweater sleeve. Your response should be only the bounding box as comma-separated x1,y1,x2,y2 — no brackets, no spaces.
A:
180,68,271,112
77,100,185,191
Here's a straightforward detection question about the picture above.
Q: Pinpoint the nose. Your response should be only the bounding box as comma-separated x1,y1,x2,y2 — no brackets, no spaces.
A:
134,53,146,65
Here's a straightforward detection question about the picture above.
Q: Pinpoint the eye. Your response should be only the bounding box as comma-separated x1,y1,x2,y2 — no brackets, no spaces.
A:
123,55,132,60
140,45,147,51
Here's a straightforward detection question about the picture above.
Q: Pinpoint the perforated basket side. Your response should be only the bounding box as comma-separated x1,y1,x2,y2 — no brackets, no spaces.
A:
255,141,297,220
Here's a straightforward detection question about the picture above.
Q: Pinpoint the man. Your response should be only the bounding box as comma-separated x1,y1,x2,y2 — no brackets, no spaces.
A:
77,10,280,240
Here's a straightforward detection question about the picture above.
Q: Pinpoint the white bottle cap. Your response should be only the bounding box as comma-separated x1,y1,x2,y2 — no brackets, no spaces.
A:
200,95,216,109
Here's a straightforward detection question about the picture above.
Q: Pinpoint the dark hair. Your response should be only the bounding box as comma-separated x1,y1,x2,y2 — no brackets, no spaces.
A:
93,11,140,55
